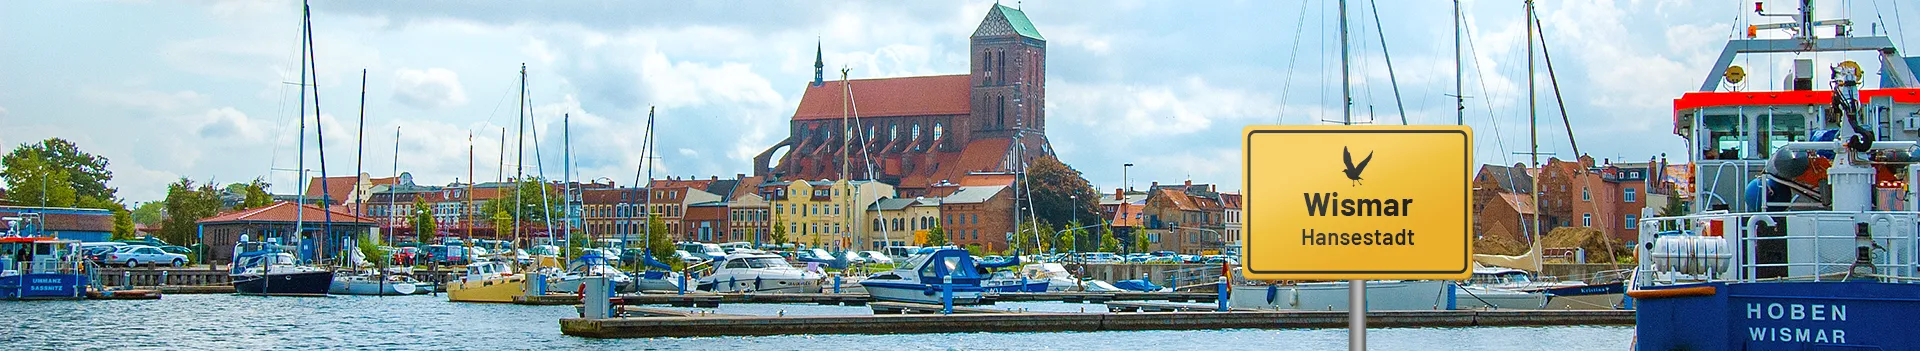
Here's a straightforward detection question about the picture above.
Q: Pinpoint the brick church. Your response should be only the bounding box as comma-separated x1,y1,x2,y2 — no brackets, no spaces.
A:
754,4,1053,197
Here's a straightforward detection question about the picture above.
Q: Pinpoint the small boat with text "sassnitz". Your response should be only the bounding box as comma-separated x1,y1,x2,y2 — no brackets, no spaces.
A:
1,236,89,300
1631,2,1920,350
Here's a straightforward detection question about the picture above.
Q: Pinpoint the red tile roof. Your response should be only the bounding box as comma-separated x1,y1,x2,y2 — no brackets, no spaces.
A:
1153,189,1200,211
1220,193,1242,210
792,75,971,120
197,201,374,224
957,173,1016,187
304,175,393,203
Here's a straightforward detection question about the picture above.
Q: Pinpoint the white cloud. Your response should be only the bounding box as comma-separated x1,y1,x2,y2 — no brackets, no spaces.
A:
391,68,470,110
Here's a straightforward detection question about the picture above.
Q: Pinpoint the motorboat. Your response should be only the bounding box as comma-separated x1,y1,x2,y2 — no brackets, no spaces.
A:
328,270,418,296
446,260,527,303
548,252,636,294
1020,263,1084,292
0,236,88,300
695,251,822,293
980,270,1048,292
1452,266,1550,310
860,248,984,305
1230,280,1451,311
230,239,334,296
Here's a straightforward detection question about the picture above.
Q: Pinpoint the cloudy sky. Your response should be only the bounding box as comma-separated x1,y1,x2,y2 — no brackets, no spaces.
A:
2,0,1914,204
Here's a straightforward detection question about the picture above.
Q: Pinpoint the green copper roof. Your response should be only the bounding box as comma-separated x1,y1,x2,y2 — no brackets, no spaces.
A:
995,4,1044,40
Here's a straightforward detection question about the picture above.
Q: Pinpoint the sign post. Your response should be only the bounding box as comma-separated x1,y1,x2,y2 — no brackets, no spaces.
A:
1240,125,1473,350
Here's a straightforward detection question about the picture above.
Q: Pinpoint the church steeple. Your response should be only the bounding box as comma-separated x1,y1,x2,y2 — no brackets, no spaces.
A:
812,39,825,87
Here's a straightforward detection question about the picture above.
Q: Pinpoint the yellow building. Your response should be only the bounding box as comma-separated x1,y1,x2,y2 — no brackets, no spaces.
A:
864,197,942,250
763,179,895,251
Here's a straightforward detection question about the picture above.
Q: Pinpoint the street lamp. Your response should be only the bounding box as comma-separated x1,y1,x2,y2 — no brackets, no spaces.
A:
1122,163,1135,192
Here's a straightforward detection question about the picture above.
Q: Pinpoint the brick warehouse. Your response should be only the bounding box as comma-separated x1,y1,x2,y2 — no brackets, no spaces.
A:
754,4,1053,198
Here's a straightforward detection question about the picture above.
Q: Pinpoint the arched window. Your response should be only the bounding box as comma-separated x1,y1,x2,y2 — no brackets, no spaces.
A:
889,124,898,140
996,96,1006,126
866,125,876,142
911,124,921,139
933,123,943,140
996,51,1006,85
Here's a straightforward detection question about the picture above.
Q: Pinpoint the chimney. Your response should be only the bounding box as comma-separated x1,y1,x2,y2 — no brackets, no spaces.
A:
1152,181,1159,189
1184,180,1192,188
1115,188,1124,200
737,173,746,180
711,175,719,181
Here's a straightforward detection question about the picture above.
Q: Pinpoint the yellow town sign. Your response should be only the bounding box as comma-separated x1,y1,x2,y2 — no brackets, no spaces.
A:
1240,125,1473,280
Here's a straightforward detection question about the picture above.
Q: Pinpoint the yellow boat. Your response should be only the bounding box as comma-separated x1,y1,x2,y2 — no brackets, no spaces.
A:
447,261,527,303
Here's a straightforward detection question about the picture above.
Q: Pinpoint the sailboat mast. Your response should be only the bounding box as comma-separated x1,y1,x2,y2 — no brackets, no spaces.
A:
304,0,335,266
1454,0,1464,126
292,0,309,248
840,67,852,252
515,63,527,245
355,69,367,221
1525,0,1543,271
1339,0,1351,125
642,107,656,259
466,131,474,244
390,127,399,247
563,113,572,263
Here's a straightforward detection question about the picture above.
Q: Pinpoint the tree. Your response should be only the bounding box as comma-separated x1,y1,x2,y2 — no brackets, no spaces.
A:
1098,225,1121,253
1012,220,1056,254
476,178,564,229
0,138,117,207
130,201,165,226
239,177,273,209
1022,156,1100,229
111,207,136,240
158,178,222,247
1055,221,1081,253
1131,230,1151,254
644,214,678,269
770,211,789,247
410,197,438,244
923,223,947,246
964,243,985,256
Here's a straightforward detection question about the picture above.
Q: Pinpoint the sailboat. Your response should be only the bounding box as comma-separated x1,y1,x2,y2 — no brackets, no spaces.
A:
447,64,534,303
233,0,334,297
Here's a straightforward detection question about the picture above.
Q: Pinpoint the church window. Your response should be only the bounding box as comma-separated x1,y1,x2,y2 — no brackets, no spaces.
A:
911,124,920,139
997,96,1006,126
866,125,875,142
997,51,1006,85
889,124,898,140
933,123,943,140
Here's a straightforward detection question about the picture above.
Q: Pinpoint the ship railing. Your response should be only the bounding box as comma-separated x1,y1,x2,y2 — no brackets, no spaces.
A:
1635,210,1920,287
8,261,84,275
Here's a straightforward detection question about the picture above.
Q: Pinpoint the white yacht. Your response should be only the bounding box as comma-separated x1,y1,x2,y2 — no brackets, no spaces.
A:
861,248,985,305
548,253,636,294
328,270,418,296
694,251,822,293
1020,263,1084,292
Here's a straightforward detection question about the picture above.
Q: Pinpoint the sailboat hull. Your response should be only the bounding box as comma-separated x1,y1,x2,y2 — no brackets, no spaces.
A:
1229,280,1450,311
329,278,418,296
234,271,335,296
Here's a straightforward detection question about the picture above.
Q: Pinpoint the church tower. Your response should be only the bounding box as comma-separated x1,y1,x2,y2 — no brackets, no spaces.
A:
812,39,825,87
968,4,1046,142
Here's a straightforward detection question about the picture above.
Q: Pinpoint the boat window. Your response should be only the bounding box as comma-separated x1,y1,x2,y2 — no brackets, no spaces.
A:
1757,113,1807,156
726,259,748,269
1701,113,1748,159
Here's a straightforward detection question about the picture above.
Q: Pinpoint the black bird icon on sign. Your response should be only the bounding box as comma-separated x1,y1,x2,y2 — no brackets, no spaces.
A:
1342,146,1373,186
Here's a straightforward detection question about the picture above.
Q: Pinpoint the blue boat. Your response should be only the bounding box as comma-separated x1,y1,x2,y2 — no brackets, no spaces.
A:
230,238,334,296
860,248,984,305
1,236,89,300
1633,4,1920,349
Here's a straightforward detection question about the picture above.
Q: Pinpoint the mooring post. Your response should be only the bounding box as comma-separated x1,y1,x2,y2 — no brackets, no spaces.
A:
1217,276,1228,312
942,274,954,315
678,271,688,295
160,270,169,286
122,270,131,289
833,273,842,294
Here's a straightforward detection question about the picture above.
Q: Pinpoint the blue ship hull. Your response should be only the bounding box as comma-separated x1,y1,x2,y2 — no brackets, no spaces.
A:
0,273,88,300
982,281,1048,293
1636,281,1920,350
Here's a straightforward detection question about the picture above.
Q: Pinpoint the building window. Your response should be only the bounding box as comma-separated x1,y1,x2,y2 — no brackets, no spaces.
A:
933,123,943,140
1581,188,1590,201
1625,214,1639,229
1624,188,1638,203
1582,213,1592,227
997,96,1006,126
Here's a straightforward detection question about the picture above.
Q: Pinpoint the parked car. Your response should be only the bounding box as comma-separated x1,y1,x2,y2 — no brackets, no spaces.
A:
857,251,894,265
391,247,421,266
1076,252,1122,264
840,251,867,265
82,245,122,265
107,245,189,267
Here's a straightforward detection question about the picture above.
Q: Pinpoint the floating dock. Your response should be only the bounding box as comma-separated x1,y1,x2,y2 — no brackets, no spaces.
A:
607,291,1213,306
559,309,1635,338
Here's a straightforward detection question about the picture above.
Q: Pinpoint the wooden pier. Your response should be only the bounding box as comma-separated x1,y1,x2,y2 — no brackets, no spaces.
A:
869,301,1020,314
606,291,1213,307
559,309,1636,338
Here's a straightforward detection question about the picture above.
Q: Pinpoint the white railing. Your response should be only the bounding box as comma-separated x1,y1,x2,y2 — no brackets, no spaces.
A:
1635,210,1920,287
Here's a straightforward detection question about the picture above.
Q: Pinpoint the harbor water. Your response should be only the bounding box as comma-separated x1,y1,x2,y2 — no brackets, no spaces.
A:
1,294,1632,350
